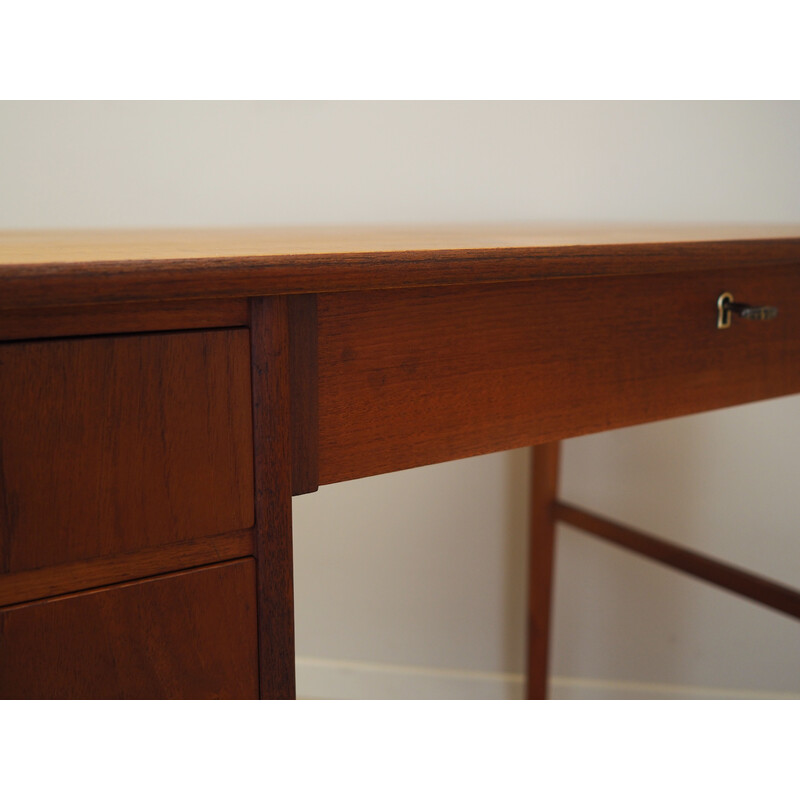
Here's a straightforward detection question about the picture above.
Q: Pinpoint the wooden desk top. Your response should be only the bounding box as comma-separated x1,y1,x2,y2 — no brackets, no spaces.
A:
1,224,799,310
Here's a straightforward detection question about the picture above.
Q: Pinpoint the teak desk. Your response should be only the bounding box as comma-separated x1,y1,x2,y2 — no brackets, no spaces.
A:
1,225,799,699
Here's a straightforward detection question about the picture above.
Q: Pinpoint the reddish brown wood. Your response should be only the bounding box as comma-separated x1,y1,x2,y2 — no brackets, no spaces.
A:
1,228,799,311
556,502,800,620
527,442,561,700
0,330,254,573
0,225,798,701
318,267,800,484
0,559,259,699
0,298,248,342
0,528,253,607
288,294,319,495
250,296,296,699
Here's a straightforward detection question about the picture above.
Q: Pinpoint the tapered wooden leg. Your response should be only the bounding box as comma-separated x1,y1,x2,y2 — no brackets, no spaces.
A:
526,441,561,699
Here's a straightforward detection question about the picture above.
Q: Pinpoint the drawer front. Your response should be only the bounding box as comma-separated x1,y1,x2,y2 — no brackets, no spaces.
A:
318,266,800,483
0,558,258,699
0,329,254,573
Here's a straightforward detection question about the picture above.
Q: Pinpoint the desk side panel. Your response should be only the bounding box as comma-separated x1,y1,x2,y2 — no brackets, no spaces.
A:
317,269,800,483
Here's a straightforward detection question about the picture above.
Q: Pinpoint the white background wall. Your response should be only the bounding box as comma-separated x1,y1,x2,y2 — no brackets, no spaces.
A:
2,101,799,698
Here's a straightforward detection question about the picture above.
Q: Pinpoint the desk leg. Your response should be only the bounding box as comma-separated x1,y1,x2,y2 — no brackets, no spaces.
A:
250,296,296,699
526,441,561,700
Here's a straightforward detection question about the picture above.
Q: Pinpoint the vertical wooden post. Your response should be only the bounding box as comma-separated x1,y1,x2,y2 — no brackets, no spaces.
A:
526,441,561,700
250,296,296,699
288,294,319,496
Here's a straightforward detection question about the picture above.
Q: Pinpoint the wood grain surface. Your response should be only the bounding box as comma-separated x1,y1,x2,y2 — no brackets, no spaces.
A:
0,298,248,342
527,443,561,700
0,528,253,607
0,329,254,573
2,225,799,701
1,225,799,310
318,266,800,484
288,294,319,495
250,297,296,699
4,224,800,263
0,559,259,699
